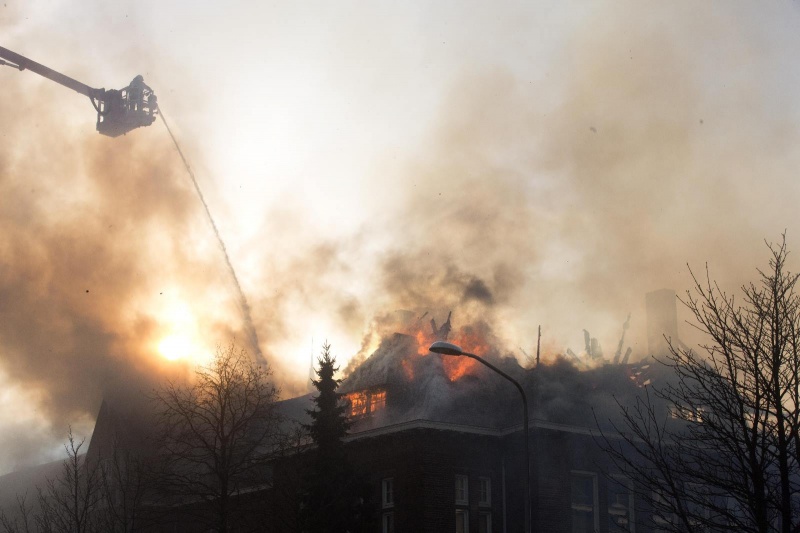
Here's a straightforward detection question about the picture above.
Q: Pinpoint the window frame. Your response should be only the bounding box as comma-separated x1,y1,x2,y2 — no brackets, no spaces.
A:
382,477,394,509
455,508,469,533
382,511,394,533
651,484,678,533
347,391,368,417
455,474,469,506
369,389,387,413
478,476,491,507
570,470,599,533
684,482,713,530
608,474,635,533
478,510,492,533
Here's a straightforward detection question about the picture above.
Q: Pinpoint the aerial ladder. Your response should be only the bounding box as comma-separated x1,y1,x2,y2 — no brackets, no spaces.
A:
0,46,157,137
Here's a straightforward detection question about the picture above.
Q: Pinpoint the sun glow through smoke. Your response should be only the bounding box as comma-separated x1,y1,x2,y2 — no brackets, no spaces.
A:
152,297,208,364
158,334,193,361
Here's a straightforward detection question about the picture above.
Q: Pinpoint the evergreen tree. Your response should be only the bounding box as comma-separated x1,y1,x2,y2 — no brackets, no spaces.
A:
306,342,350,457
303,342,362,533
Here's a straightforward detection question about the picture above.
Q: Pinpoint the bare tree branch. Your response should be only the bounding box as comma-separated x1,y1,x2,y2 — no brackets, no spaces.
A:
152,344,283,533
598,235,800,533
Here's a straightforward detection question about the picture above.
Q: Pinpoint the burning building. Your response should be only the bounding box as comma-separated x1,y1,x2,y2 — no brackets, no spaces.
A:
74,308,677,532
250,315,671,533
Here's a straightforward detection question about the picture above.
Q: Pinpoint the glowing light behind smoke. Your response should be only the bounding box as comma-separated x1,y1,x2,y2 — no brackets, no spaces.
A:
149,295,213,365
157,334,192,362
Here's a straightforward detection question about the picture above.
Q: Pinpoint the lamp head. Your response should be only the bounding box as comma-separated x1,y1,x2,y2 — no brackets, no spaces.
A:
429,341,464,356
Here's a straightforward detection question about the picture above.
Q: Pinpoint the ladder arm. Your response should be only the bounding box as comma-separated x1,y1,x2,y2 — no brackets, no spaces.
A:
0,46,103,100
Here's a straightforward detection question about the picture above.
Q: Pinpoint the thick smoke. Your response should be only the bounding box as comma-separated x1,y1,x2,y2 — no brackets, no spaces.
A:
324,3,800,370
0,80,254,470
4,1,800,471
238,3,800,389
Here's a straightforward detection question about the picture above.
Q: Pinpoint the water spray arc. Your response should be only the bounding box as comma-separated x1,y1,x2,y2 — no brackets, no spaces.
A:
160,111,265,363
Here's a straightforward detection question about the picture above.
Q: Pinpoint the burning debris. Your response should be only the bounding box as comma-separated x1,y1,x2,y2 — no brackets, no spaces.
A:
583,329,603,360
613,313,632,365
555,313,634,368
430,311,452,341
340,311,518,430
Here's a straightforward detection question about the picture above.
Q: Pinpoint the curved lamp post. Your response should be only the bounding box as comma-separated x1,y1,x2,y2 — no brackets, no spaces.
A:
429,341,531,533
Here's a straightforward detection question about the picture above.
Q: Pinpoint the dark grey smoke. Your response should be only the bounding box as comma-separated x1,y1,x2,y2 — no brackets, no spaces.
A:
462,278,494,305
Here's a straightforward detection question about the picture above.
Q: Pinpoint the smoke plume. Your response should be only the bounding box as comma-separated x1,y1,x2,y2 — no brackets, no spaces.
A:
3,1,800,471
251,2,800,377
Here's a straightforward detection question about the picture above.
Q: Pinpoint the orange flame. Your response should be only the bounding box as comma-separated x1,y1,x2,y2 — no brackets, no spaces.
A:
346,391,368,417
442,356,478,382
441,329,488,381
409,324,491,382
415,330,429,355
346,389,387,417
452,328,490,357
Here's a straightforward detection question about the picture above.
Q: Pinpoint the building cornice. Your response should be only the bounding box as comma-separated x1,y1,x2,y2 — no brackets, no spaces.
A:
344,417,605,442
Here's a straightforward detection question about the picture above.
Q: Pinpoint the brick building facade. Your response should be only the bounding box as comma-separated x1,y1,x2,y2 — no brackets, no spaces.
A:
284,417,641,533
248,326,657,533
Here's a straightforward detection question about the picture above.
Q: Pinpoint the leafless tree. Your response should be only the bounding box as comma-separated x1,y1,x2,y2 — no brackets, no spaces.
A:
35,429,102,533
0,493,36,533
153,343,283,533
0,428,156,533
601,235,800,533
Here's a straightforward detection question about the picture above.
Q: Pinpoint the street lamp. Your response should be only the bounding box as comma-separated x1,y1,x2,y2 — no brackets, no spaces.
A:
429,341,531,533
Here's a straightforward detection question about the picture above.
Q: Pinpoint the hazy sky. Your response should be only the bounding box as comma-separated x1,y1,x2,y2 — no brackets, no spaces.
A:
2,1,800,472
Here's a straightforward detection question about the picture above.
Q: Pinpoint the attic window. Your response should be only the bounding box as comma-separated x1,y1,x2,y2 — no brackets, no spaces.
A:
347,388,387,418
370,390,387,412
348,392,368,417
